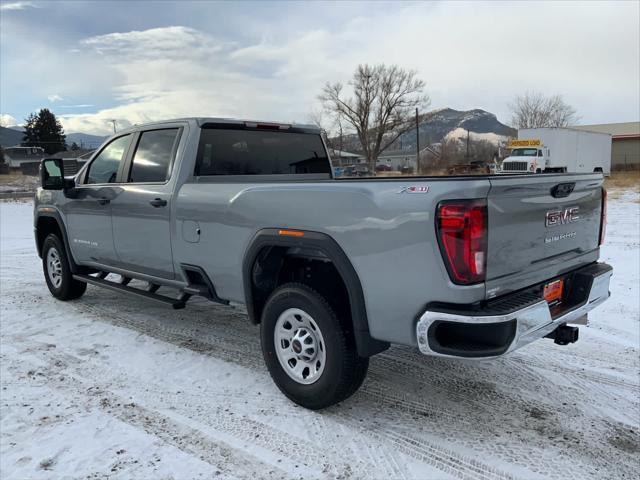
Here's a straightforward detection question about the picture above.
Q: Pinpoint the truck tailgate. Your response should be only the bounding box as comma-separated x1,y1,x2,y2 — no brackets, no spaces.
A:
485,173,604,299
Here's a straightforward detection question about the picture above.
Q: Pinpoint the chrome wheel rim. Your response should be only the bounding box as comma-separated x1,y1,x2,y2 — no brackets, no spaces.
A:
46,247,63,289
274,308,326,385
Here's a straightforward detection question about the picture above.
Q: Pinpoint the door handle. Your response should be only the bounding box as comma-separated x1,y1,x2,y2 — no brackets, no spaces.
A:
97,197,110,205
150,198,167,208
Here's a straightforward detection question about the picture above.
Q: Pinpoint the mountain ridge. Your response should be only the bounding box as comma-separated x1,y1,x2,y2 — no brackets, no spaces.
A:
330,108,516,153
0,126,107,149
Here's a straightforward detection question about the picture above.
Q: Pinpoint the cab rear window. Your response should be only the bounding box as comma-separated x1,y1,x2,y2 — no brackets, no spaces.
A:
195,127,330,176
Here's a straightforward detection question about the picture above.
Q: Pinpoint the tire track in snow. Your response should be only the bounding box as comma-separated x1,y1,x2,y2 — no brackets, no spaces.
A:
66,298,571,479
72,299,518,480
63,302,411,480
1,347,281,479
8,284,637,479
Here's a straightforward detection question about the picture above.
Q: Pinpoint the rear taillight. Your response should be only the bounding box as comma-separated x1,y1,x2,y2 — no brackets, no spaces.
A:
599,188,607,246
436,200,488,285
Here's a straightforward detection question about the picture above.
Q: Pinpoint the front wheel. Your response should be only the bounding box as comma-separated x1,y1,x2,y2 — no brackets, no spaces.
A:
42,234,87,300
260,283,369,409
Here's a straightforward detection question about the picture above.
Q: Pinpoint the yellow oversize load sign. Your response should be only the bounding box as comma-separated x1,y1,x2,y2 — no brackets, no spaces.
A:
508,139,541,148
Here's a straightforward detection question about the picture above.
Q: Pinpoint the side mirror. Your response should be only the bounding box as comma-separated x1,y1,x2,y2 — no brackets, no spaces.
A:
40,158,76,192
41,158,65,190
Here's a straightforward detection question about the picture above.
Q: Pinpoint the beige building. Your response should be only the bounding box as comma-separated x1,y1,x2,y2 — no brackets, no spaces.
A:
575,122,640,170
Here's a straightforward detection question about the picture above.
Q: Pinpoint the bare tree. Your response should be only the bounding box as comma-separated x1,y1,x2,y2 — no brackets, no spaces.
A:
468,139,498,164
309,109,354,168
509,91,578,129
319,64,429,168
307,109,333,149
438,137,459,168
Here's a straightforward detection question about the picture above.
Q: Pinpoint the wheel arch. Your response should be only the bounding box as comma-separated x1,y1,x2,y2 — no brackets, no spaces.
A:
242,229,389,357
35,209,80,273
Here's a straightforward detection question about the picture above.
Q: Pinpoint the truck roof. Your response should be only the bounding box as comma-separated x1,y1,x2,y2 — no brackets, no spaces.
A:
116,117,321,135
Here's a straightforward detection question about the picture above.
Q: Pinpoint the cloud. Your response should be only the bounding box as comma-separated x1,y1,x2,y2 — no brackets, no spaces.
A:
0,1,37,11
60,25,368,134
48,94,63,102
0,114,18,127
36,3,639,135
61,26,271,134
59,104,94,108
80,26,225,59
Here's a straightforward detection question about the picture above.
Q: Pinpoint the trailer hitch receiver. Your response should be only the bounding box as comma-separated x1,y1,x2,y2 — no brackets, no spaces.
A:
546,324,579,346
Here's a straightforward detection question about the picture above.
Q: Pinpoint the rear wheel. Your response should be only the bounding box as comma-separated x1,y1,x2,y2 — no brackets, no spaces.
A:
42,234,87,300
260,283,369,409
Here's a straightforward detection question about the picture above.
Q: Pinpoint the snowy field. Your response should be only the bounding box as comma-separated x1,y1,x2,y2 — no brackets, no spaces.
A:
1,192,638,479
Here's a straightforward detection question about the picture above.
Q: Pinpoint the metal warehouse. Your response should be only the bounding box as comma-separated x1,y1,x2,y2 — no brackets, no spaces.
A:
575,122,640,171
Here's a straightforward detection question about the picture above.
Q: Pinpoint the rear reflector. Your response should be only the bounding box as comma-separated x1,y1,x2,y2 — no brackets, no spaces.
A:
599,188,607,246
543,279,564,305
436,200,488,285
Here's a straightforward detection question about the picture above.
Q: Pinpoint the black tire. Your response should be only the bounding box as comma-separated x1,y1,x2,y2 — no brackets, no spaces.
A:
42,233,87,300
260,283,369,410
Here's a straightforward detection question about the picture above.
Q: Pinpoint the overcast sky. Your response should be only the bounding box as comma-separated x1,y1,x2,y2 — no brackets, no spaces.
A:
1,0,638,135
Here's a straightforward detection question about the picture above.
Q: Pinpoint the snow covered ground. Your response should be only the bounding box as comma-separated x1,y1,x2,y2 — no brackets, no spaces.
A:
1,192,638,479
0,174,39,194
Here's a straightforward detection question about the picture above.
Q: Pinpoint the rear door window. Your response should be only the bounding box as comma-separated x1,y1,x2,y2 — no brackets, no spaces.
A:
86,134,132,184
196,128,330,176
129,128,180,183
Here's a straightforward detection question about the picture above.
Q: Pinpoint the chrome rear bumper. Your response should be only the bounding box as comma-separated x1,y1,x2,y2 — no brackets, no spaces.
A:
416,263,612,359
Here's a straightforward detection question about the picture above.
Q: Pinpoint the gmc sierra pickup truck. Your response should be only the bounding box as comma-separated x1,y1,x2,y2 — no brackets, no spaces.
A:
35,118,612,409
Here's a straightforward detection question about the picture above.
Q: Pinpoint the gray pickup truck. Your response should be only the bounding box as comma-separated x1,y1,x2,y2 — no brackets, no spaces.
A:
35,118,612,409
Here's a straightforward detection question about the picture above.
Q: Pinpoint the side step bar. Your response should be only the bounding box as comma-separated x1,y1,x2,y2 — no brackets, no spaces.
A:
73,274,190,309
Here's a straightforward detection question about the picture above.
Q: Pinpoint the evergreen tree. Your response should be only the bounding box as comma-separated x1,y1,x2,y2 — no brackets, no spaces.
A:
70,142,80,151
22,109,67,154
0,146,7,174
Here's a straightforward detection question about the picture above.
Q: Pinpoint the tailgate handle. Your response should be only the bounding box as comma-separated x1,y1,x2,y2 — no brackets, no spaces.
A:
551,183,575,198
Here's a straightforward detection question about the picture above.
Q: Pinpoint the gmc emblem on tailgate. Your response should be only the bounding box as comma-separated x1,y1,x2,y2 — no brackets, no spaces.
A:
545,207,580,227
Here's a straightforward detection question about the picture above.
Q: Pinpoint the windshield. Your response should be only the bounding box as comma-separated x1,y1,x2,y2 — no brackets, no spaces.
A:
510,148,538,157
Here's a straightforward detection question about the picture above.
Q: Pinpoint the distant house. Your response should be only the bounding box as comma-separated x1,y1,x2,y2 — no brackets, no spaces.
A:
3,146,46,168
574,122,639,170
328,149,365,166
418,145,442,170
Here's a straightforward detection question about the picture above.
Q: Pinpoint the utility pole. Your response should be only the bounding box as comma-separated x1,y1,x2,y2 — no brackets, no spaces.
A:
466,129,470,161
415,107,420,173
110,119,117,134
339,123,343,167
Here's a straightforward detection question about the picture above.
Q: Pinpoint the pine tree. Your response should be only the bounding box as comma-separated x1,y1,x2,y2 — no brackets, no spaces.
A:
22,109,67,154
0,146,8,174
70,142,80,151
